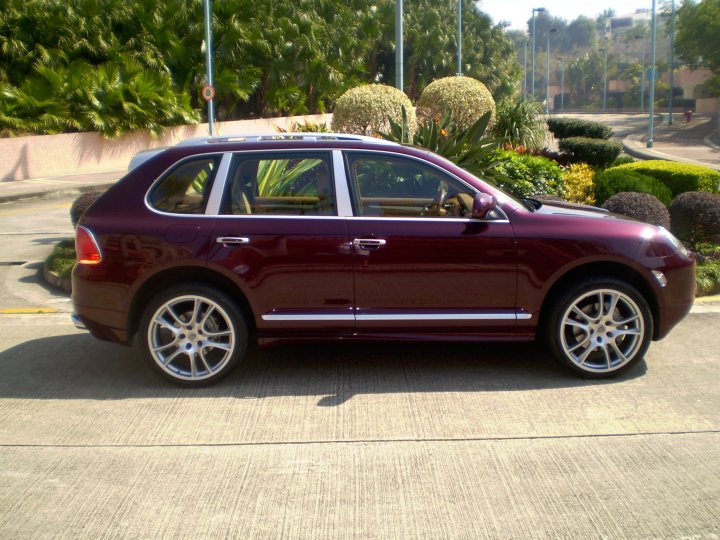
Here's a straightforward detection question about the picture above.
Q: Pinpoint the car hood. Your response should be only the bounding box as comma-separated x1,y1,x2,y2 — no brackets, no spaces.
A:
534,200,637,222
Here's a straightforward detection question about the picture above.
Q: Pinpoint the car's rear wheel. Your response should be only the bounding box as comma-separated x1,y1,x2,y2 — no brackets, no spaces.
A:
546,278,653,378
140,284,248,386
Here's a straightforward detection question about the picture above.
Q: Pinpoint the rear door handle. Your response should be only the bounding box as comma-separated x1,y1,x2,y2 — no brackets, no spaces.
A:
353,238,387,250
216,236,250,246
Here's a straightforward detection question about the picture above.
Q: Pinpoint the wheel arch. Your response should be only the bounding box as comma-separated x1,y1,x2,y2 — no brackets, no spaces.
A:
537,261,660,340
127,266,255,342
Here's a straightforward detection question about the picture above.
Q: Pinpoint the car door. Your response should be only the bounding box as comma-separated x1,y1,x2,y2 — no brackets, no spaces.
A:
343,151,519,336
208,150,354,335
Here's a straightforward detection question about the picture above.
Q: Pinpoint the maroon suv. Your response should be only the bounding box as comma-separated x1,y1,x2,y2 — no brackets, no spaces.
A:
72,134,695,385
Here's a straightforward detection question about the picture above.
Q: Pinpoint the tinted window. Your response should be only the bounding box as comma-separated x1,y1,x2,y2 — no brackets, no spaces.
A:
149,156,221,214
346,154,476,218
223,152,335,216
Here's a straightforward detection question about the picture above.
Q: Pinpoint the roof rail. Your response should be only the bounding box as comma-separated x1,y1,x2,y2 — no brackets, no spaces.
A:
174,132,398,147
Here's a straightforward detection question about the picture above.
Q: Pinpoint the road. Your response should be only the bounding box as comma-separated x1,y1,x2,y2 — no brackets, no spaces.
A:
0,196,719,538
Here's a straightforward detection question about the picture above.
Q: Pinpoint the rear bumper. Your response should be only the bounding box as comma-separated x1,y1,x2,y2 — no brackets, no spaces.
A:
72,306,130,345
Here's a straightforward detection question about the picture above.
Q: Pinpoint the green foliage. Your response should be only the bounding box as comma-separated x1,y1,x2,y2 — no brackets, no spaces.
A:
562,163,596,204
276,121,329,133
70,191,102,227
594,169,672,205
491,97,546,150
675,0,720,95
490,150,565,199
612,155,636,166
417,76,496,129
332,84,417,136
696,258,720,297
601,192,670,228
45,239,76,279
256,158,323,196
611,160,720,197
669,191,720,249
546,117,612,139
377,107,507,183
558,137,622,169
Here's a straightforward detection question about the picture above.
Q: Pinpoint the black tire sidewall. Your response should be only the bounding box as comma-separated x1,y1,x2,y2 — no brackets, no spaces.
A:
546,278,653,378
139,283,248,386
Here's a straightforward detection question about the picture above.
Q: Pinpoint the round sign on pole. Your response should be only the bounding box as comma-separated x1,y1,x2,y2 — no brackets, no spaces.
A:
201,84,216,101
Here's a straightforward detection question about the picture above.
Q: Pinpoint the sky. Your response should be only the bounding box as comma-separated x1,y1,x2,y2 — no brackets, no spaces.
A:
478,0,653,30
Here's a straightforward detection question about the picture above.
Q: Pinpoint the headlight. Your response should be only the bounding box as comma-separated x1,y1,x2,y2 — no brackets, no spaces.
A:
658,226,691,258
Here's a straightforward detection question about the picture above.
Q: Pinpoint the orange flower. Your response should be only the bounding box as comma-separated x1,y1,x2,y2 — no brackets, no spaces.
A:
440,128,448,137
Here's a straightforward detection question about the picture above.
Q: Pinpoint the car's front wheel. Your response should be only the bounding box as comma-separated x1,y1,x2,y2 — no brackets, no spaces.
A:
546,278,653,378
140,284,248,386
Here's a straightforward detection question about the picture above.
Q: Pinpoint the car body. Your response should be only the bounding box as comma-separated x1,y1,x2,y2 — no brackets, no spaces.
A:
72,133,695,385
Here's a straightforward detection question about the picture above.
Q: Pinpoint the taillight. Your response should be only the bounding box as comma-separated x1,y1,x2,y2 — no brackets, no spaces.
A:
76,226,102,265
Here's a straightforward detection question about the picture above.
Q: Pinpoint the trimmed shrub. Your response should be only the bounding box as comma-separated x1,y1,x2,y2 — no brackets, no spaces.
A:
562,163,596,205
546,117,612,139
594,169,672,205
332,84,417,136
612,155,635,166
558,137,622,169
417,76,495,129
669,191,720,249
491,150,565,198
602,192,671,228
492,97,546,150
70,191,102,227
609,160,720,197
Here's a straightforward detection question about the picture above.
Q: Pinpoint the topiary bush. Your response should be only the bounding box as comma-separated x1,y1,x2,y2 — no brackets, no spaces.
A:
562,163,596,204
490,149,565,198
417,76,496,129
332,84,417,136
594,169,672,205
602,192,671,228
609,160,720,197
558,137,622,169
546,117,612,140
70,191,102,227
669,191,720,249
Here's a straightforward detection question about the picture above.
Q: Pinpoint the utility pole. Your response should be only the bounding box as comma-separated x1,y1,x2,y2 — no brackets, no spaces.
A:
546,28,556,113
395,0,403,90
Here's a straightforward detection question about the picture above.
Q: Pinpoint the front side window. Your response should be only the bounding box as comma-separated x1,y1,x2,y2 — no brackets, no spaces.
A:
149,156,220,214
222,152,335,216
346,153,476,218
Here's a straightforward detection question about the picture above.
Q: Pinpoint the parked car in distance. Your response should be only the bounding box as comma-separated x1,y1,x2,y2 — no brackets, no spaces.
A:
72,133,695,386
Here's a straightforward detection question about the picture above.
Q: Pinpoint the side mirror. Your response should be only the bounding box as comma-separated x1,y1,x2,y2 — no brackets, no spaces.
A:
472,193,496,219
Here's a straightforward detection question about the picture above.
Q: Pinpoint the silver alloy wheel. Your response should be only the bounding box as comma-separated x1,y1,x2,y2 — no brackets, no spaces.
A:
147,294,235,381
559,288,645,373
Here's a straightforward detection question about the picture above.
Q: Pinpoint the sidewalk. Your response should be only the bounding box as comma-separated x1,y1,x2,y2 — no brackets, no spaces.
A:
0,169,124,204
623,114,720,170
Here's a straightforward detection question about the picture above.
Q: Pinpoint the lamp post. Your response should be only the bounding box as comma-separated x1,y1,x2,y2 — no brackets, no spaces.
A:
395,0,403,90
601,46,608,110
531,7,545,99
668,0,675,124
546,28,557,113
456,0,462,75
648,0,657,148
523,38,528,95
635,30,647,112
203,0,214,135
559,57,565,112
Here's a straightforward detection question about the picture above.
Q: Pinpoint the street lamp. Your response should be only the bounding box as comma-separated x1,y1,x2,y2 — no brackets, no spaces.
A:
668,0,675,124
648,0,657,148
531,7,545,99
203,0,215,135
395,0,403,90
546,28,557,113
635,30,647,112
457,0,463,76
600,46,608,110
559,57,565,112
523,37,528,95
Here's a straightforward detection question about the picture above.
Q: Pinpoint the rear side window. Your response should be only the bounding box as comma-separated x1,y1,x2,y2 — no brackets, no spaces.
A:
149,156,221,214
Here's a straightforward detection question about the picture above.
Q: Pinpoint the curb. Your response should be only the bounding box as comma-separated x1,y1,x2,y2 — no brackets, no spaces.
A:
0,182,114,205
42,263,71,294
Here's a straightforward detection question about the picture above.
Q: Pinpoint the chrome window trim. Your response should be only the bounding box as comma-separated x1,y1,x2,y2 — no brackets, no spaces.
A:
262,311,531,322
332,149,354,217
205,153,233,215
341,149,510,222
144,151,226,218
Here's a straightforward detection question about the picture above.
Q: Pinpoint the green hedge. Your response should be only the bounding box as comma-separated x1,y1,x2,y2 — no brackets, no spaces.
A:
558,137,622,169
594,169,672,205
546,117,612,140
609,161,720,197
490,150,565,198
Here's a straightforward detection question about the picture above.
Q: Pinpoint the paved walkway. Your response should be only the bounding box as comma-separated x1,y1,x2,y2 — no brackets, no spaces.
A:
0,169,124,204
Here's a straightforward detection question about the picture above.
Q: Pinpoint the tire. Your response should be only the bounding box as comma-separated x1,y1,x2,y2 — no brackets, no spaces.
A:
545,278,653,378
139,283,248,386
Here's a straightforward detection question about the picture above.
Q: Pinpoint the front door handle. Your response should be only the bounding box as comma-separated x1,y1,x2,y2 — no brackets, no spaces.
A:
216,236,250,246
353,238,387,250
